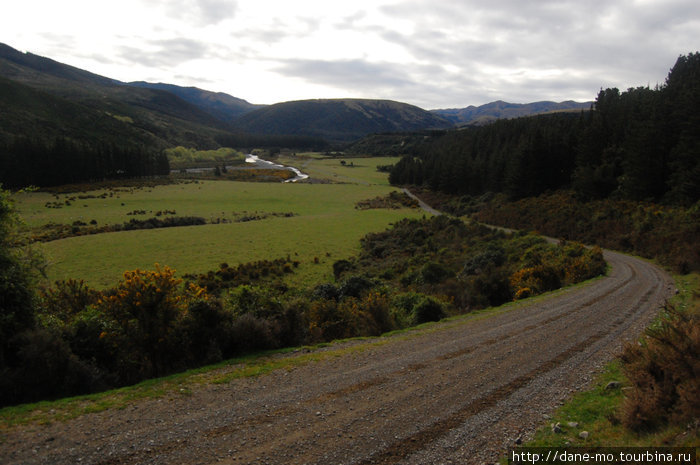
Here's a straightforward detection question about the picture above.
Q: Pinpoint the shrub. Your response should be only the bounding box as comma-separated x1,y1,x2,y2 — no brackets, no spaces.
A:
98,264,208,379
473,191,700,273
0,186,41,370
412,296,445,324
182,299,235,364
224,285,305,350
306,299,346,342
40,278,99,321
306,293,389,342
333,259,355,280
392,292,424,327
312,283,340,301
0,328,102,405
465,267,513,307
621,304,700,431
359,291,394,334
229,313,277,352
419,262,451,285
510,264,561,296
339,275,375,299
461,245,506,275
226,285,282,320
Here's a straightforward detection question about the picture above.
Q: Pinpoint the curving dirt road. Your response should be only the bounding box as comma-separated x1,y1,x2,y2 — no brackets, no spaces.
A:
0,249,674,465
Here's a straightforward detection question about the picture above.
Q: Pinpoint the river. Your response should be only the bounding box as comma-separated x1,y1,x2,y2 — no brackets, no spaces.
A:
171,155,309,182
244,154,309,182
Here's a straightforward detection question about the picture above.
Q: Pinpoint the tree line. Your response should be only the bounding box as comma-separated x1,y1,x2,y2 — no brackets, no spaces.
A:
389,53,700,206
0,137,170,188
215,132,330,151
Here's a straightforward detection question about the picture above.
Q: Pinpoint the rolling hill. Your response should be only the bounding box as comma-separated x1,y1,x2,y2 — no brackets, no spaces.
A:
0,43,238,148
0,76,158,147
232,99,453,141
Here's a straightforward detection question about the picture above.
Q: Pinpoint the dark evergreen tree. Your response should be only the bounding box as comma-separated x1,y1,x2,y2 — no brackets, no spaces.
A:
388,53,700,206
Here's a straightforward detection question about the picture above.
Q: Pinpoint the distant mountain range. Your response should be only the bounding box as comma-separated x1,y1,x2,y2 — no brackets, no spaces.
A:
431,100,592,126
0,42,591,147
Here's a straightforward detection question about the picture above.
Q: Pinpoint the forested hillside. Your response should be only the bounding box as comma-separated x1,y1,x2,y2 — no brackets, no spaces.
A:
390,53,700,206
232,99,452,141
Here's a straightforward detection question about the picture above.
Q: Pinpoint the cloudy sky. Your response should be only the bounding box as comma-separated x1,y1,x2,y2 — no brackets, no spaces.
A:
3,0,699,109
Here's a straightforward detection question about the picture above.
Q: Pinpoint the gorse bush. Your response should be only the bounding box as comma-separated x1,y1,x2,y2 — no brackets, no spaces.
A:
98,265,208,379
355,216,606,311
307,291,393,342
185,258,295,295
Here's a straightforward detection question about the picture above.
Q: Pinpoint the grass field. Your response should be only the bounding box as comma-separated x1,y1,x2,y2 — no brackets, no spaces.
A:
276,154,398,185
14,156,423,289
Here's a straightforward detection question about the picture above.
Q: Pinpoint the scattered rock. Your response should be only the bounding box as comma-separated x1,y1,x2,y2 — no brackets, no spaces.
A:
515,436,523,445
567,421,579,428
551,423,564,434
579,431,590,439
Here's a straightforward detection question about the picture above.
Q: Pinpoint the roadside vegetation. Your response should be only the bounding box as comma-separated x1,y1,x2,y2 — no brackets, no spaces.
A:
1,182,607,407
520,272,699,450
421,191,699,274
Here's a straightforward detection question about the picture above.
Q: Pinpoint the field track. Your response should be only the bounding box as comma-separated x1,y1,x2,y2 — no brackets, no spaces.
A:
1,249,674,464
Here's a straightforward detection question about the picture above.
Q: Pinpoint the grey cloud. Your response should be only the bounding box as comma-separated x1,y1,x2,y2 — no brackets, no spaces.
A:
155,0,238,26
274,57,491,109
275,59,415,93
128,0,698,108
119,38,209,67
334,11,368,30
370,0,698,105
196,0,238,25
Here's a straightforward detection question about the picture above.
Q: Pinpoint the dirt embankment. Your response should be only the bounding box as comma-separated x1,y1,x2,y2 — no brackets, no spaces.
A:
0,251,673,465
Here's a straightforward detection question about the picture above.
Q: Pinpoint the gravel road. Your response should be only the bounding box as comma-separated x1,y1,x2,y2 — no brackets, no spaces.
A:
0,250,674,465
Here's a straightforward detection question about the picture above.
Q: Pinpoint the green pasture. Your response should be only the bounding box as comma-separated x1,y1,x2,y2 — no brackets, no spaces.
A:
14,156,422,289
277,154,398,186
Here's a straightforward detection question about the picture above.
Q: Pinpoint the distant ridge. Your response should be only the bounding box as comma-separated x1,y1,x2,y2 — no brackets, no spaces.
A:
232,98,453,141
432,100,592,126
127,81,262,122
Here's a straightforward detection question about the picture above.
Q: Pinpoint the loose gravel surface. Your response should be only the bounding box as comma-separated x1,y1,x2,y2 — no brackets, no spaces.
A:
0,250,674,465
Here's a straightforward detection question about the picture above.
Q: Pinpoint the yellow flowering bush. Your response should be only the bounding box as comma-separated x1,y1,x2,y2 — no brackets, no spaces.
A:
98,264,209,379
